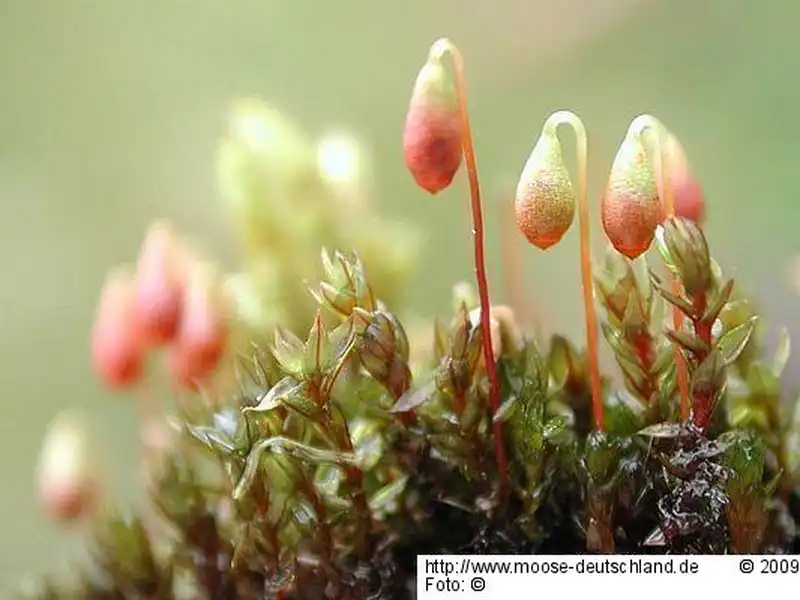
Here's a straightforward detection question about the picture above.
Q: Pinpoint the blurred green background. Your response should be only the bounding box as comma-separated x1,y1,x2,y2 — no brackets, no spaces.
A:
2,0,800,586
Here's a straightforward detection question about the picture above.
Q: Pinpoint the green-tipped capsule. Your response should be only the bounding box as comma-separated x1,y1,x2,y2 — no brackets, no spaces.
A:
514,123,576,250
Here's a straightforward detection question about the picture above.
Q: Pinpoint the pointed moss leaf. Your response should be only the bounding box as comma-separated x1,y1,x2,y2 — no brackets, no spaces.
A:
391,380,435,412
314,464,344,496
649,271,696,317
621,288,647,332
266,453,302,493
433,317,449,361
689,351,727,429
493,394,520,424
521,338,548,396
355,431,386,471
637,422,684,439
595,273,635,321
729,403,770,432
304,311,332,374
657,364,678,408
320,248,350,289
650,345,674,377
720,430,765,488
250,348,271,387
245,376,322,419
328,319,356,365
593,274,616,310
234,436,358,501
692,349,726,392
605,402,645,438
665,328,709,357
461,393,484,431
746,362,780,399
601,322,637,364
543,416,567,440
272,327,306,375
617,354,649,391
650,291,666,329
388,312,410,362
584,431,620,484
350,254,374,309
654,225,675,268
184,424,235,454
764,470,782,497
701,278,734,326
368,475,409,515
548,335,575,390
466,326,483,372
350,307,372,335
451,304,470,357
428,433,473,461
545,398,576,429
717,315,758,366
319,281,355,316
213,408,240,438
773,327,791,377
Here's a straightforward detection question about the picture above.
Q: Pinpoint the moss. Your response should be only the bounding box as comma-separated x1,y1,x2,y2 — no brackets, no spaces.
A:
16,42,800,600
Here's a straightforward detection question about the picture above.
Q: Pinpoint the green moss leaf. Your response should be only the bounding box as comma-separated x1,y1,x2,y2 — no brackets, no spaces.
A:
717,315,758,366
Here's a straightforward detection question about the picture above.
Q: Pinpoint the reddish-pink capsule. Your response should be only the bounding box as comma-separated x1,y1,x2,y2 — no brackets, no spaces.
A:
663,134,705,224
601,128,661,260
134,220,187,345
167,263,228,390
91,270,145,389
402,50,462,194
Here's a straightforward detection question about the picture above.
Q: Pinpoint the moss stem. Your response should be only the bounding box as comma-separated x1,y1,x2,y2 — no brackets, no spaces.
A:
430,38,507,480
542,110,604,431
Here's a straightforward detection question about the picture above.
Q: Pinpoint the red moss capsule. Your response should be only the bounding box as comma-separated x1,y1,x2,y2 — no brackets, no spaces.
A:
402,50,462,194
514,126,576,250
663,134,705,224
601,129,661,260
91,269,145,389
167,263,228,390
134,220,187,345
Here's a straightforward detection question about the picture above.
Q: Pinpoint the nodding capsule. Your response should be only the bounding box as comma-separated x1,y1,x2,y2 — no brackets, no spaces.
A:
601,129,661,260
403,51,462,195
91,269,145,390
514,128,576,250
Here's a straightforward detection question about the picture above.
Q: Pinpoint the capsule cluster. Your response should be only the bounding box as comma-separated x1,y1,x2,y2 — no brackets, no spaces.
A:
90,220,229,393
513,114,705,259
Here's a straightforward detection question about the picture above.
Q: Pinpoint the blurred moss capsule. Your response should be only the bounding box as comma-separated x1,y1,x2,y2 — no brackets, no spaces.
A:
402,49,462,194
663,133,705,224
36,410,99,523
514,126,576,250
168,262,229,390
91,269,145,389
134,220,186,345
601,124,661,260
